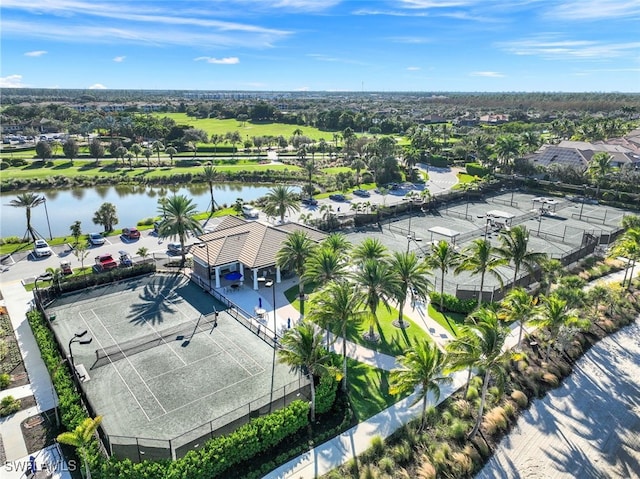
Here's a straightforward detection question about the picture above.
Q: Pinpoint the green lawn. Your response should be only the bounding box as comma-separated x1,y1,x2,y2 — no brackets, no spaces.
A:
284,284,433,356
321,166,353,174
345,357,408,421
427,303,467,336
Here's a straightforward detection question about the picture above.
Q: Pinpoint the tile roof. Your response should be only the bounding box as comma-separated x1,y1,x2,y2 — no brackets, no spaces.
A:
193,216,327,269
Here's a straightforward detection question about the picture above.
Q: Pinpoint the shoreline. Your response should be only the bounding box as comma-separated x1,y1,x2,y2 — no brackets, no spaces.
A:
477,316,640,479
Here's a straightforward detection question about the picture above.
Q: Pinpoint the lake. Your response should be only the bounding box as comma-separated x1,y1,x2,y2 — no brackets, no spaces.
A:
0,183,299,239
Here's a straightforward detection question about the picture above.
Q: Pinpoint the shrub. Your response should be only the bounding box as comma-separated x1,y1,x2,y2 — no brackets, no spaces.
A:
416,454,437,479
502,401,516,419
0,373,10,389
471,435,490,458
315,374,338,415
0,395,20,416
391,441,413,466
465,385,479,401
541,372,560,387
377,456,395,474
9,158,28,167
447,418,469,442
0,236,22,245
136,217,155,226
429,292,477,314
449,450,474,476
368,435,385,460
482,406,508,435
430,442,452,471
0,161,10,170
465,162,490,177
451,399,473,419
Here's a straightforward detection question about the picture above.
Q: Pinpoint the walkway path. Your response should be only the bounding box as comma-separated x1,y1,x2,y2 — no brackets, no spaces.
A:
0,280,72,479
262,266,639,478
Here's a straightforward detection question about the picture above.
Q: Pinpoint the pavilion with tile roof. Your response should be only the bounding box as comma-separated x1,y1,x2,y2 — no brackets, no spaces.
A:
191,216,327,290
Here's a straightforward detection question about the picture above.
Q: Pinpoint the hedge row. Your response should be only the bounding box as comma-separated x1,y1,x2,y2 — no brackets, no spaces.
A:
429,292,478,314
465,162,490,177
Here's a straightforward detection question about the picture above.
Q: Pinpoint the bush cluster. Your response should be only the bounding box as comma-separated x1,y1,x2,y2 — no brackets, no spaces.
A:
0,395,21,416
465,162,490,177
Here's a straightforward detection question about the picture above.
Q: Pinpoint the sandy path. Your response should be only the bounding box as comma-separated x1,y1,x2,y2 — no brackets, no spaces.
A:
477,318,640,479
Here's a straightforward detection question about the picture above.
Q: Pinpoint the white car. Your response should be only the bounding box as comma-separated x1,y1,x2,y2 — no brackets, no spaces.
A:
242,205,259,219
89,232,106,246
34,239,53,257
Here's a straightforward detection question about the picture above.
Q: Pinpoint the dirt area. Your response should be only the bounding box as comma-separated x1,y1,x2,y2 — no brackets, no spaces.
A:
0,313,29,388
21,409,61,454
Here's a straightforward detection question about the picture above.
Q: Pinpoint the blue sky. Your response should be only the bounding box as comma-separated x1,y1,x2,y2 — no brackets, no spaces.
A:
1,0,639,92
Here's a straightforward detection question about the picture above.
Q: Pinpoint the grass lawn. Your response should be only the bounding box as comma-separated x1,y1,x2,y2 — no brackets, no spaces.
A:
427,303,467,336
345,357,408,422
321,166,353,174
284,284,433,356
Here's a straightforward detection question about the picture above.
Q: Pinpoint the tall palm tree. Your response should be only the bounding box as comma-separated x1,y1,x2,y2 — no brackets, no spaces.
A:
500,287,539,348
57,415,103,479
165,146,178,165
612,226,640,288
352,258,398,341
455,239,507,307
202,166,218,214
306,281,366,392
352,237,388,263
390,339,451,430
494,134,521,170
129,143,142,163
538,257,565,296
278,321,336,422
463,307,514,439
262,185,300,223
9,193,45,242
322,232,352,256
152,140,164,162
425,240,459,311
587,152,612,199
303,247,346,286
496,225,547,287
276,230,316,318
444,324,481,397
157,195,203,264
389,251,431,328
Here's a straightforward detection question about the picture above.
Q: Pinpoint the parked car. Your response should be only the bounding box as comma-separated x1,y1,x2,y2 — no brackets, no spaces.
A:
242,204,259,219
329,194,346,202
352,189,370,198
122,227,140,240
33,239,53,257
301,197,318,206
89,232,106,246
118,250,133,267
94,254,118,272
60,260,73,275
167,242,183,255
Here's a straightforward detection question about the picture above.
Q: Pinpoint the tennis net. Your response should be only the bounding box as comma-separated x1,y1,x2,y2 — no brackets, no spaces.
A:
92,312,219,368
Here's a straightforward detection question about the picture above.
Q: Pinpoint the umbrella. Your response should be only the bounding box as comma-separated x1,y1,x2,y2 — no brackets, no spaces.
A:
224,271,243,281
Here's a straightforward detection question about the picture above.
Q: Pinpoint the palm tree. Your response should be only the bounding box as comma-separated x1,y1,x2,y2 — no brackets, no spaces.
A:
496,225,547,287
587,152,612,199
276,230,316,318
444,325,481,397
530,293,582,361
57,415,103,479
352,237,388,263
157,195,203,264
152,140,165,162
390,339,451,430
69,220,82,245
425,240,459,311
129,143,142,163
352,258,398,341
303,247,346,286
494,134,521,170
262,186,300,223
165,146,178,165
278,321,335,422
500,287,539,348
389,251,431,328
9,193,45,242
322,232,352,256
462,307,514,439
202,166,218,214
612,226,640,288
143,148,153,170
306,280,366,392
455,239,507,307
538,257,565,296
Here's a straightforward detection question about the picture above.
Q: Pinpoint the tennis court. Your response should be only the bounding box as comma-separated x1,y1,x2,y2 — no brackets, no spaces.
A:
46,274,305,459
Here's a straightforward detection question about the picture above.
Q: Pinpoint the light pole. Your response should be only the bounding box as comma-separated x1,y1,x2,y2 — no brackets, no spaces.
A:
258,277,277,413
68,330,92,379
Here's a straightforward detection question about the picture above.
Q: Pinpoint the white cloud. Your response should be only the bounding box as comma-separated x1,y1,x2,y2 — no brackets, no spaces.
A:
407,66,421,71
0,74,26,87
24,50,47,57
88,83,107,89
113,56,126,62
500,35,640,60
470,71,504,77
194,56,240,64
547,1,640,20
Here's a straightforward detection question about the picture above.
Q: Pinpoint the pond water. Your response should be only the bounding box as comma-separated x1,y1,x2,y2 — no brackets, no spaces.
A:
0,183,299,238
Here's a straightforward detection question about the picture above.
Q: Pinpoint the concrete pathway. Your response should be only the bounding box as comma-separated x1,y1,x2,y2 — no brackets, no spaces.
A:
0,280,72,478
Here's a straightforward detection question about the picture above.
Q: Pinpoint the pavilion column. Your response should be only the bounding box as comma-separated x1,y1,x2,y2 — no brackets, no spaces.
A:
253,269,259,290
239,263,245,284
215,267,221,288
276,266,281,284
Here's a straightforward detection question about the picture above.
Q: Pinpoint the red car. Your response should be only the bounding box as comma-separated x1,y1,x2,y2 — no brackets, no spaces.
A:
122,227,140,240
95,254,118,272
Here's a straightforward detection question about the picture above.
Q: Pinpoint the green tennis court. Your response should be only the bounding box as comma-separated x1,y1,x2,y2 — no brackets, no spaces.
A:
46,274,306,460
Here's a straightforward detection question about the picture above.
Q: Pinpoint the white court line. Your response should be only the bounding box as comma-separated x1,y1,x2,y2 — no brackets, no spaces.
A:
79,311,153,422
142,317,187,366
87,309,167,416
157,290,265,376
